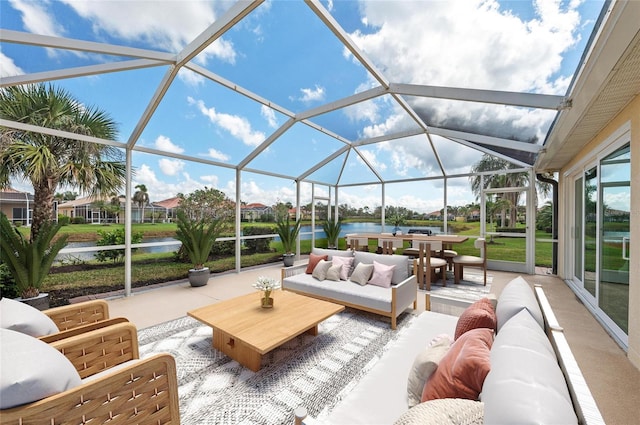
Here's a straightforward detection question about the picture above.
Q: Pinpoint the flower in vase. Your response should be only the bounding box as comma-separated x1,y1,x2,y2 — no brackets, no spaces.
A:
252,276,281,300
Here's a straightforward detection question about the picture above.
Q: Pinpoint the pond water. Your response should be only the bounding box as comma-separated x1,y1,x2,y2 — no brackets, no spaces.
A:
57,222,444,262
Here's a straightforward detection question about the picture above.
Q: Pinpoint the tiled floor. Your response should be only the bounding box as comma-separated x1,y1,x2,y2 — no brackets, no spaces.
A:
104,262,640,425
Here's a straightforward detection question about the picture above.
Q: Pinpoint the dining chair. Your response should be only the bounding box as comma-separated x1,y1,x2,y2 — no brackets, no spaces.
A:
452,238,487,285
412,242,447,290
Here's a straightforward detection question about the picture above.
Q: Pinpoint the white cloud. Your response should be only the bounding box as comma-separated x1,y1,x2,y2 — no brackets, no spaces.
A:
0,52,24,77
298,85,326,103
9,0,63,37
200,175,220,187
207,148,230,162
261,105,278,128
188,97,266,147
59,1,236,65
154,135,184,154
158,158,184,176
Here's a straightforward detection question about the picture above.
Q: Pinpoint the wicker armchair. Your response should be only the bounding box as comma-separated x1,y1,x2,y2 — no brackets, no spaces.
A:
40,299,129,343
1,323,181,424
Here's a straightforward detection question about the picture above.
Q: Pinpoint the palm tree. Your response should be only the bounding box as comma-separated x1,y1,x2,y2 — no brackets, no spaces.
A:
133,184,149,223
469,154,551,226
0,83,125,240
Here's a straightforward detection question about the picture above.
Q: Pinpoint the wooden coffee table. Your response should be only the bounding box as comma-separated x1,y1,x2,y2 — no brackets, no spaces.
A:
187,290,344,371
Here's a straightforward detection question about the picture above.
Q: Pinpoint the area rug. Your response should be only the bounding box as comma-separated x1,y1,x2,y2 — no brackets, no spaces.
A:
424,271,493,315
138,309,416,425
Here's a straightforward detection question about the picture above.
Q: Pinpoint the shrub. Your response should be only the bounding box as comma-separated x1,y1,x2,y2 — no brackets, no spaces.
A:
94,228,144,263
58,215,71,226
0,262,19,299
243,226,274,253
72,216,86,224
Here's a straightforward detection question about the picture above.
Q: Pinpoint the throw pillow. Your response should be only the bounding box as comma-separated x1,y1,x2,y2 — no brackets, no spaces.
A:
454,298,497,340
350,263,374,286
311,259,333,281
421,328,493,402
368,261,395,288
306,253,328,274
407,335,452,408
325,264,342,281
331,256,354,280
394,398,484,425
0,328,82,409
0,297,59,337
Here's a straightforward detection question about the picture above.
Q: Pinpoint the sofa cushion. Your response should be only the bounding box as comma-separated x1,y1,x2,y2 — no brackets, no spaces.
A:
421,328,493,402
332,256,354,280
495,276,544,331
311,248,354,260
407,335,452,408
368,261,395,288
350,263,374,286
306,253,328,274
354,251,409,284
394,398,484,425
312,259,333,281
0,328,82,409
0,297,59,337
454,298,496,340
326,264,342,281
481,309,577,424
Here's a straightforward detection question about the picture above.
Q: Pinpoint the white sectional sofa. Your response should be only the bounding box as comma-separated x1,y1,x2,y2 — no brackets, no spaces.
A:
297,276,604,425
281,248,417,329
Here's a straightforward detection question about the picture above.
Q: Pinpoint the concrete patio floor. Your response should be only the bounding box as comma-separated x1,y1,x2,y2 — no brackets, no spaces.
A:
105,262,639,425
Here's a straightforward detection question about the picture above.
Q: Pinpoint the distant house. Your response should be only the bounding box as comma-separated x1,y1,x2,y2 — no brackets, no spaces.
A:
241,203,272,221
0,188,35,224
152,197,181,222
58,195,127,224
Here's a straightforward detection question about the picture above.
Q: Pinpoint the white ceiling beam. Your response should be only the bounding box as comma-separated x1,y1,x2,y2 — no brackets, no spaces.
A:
0,29,175,61
0,119,126,149
298,145,350,181
390,83,568,110
306,0,390,89
133,145,236,170
352,128,426,147
296,86,388,120
175,0,263,67
0,59,167,88
428,127,542,153
238,118,297,169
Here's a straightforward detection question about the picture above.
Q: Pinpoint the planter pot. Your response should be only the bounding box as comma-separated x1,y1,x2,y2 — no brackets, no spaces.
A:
17,293,50,311
188,267,210,287
283,253,295,267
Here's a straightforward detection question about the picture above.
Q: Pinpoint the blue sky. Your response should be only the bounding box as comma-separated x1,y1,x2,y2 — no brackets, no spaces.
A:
1,0,604,213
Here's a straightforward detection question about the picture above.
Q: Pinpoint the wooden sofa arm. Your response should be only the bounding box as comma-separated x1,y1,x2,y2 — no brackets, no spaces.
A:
39,317,129,344
0,354,180,425
44,299,111,331
50,322,140,379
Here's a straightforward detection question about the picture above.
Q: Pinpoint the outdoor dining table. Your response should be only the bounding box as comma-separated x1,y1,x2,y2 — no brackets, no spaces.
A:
345,233,469,256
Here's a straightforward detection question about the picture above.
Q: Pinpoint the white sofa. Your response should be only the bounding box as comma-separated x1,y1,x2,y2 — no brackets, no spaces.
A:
298,276,604,425
281,248,417,329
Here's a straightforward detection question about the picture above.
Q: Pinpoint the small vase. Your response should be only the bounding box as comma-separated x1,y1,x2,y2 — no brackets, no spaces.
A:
261,296,274,308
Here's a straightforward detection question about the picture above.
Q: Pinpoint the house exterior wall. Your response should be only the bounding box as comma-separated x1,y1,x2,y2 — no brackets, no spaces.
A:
557,94,639,369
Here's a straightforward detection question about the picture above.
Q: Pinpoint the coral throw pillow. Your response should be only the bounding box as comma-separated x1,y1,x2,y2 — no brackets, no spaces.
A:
306,253,328,274
421,328,493,402
368,261,395,288
454,298,497,340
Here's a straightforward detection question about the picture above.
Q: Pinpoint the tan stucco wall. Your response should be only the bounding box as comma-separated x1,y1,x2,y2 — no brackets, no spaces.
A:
557,94,639,369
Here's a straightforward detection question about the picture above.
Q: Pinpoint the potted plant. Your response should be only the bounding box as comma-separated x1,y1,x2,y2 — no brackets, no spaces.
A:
389,212,406,235
275,216,301,267
322,218,342,249
174,210,223,287
0,213,68,310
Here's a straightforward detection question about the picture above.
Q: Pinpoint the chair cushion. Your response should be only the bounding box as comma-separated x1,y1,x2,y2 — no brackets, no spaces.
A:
421,328,493,402
0,297,59,337
0,328,82,409
368,261,395,288
331,256,354,280
311,259,333,281
454,298,497,340
350,263,374,286
453,255,483,265
306,253,328,274
495,276,544,331
407,334,452,408
394,398,484,425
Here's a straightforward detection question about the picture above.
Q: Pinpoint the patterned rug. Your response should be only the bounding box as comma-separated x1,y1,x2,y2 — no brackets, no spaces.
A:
138,308,416,425
424,271,493,315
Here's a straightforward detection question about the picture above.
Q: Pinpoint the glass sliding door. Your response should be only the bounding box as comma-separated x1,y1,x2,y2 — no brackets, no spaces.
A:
599,144,630,334
584,166,598,300
573,176,583,283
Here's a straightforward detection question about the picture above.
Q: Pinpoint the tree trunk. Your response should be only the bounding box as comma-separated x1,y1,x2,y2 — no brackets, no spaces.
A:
31,179,57,240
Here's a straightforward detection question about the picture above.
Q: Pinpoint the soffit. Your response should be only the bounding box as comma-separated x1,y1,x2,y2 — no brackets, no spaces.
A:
538,1,640,171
